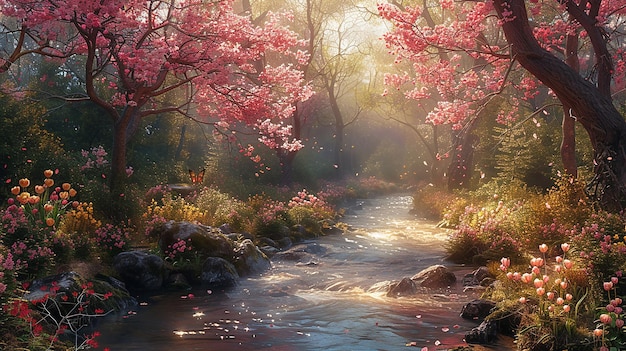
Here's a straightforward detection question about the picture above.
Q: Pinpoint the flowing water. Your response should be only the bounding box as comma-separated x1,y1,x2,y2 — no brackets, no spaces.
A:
97,195,511,351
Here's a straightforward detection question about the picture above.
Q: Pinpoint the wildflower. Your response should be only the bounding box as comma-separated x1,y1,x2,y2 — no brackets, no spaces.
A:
19,178,30,187
44,178,54,187
563,259,573,269
533,278,544,288
536,287,545,296
599,313,612,324
547,291,555,300
560,280,568,289
34,185,45,194
611,276,618,284
565,293,573,301
616,319,624,328
556,297,564,305
46,218,55,227
11,186,21,195
593,328,604,337
519,297,527,304
500,257,511,270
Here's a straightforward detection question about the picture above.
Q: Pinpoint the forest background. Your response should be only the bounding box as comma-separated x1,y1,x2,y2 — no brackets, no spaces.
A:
1,0,626,350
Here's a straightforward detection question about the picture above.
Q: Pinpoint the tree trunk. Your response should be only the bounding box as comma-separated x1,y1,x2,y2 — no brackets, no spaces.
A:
493,0,626,210
560,21,579,178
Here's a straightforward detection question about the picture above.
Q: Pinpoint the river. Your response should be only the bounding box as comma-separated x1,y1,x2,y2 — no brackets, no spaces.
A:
96,195,510,351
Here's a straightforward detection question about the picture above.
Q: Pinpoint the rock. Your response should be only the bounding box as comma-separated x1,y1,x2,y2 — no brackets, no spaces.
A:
277,237,293,249
219,223,233,234
387,277,417,297
113,251,168,291
24,272,136,321
166,273,192,290
233,239,272,276
460,299,496,320
200,257,239,288
273,243,326,262
411,265,456,288
156,221,234,260
462,266,491,286
464,319,499,344
259,245,279,257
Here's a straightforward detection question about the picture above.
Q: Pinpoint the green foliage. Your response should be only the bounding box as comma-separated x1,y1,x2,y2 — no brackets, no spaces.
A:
0,93,73,198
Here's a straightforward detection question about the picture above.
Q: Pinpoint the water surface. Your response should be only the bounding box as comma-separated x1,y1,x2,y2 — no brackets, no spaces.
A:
97,195,509,350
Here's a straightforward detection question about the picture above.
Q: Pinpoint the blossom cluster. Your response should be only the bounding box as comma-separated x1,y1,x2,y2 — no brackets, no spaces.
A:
165,238,193,261
8,169,78,229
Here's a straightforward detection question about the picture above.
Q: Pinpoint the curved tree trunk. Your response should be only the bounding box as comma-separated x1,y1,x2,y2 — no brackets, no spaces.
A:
493,0,626,210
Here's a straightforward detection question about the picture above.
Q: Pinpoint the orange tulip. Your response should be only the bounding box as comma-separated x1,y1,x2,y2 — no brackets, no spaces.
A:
62,183,71,191
19,178,30,188
34,185,45,194
46,218,55,227
68,188,77,197
44,178,54,187
11,186,21,195
17,192,30,204
43,169,54,178
59,191,69,199
28,196,40,204
44,204,54,212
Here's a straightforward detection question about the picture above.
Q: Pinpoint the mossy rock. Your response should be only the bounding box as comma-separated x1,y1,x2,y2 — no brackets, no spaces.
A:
156,221,234,259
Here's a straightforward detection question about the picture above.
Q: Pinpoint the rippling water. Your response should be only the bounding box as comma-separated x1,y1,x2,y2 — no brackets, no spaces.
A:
97,195,511,350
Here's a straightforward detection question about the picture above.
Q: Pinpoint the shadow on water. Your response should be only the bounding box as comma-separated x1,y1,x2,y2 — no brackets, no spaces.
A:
97,195,514,350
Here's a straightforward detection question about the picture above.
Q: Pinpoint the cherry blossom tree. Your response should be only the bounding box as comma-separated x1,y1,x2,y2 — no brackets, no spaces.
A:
379,0,626,209
0,0,312,197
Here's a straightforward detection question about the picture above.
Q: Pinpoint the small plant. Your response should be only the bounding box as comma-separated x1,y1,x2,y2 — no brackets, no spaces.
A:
500,243,592,350
5,279,114,350
9,169,79,230
593,277,626,350
94,223,133,259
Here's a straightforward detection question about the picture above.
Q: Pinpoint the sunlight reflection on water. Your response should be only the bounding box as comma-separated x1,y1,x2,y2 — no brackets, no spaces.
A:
97,194,514,351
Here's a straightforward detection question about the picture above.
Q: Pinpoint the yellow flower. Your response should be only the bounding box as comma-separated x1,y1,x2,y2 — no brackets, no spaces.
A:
43,169,54,178
19,178,30,188
17,192,30,204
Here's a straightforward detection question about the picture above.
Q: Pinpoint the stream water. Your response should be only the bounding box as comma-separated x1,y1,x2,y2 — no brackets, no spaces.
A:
97,195,511,351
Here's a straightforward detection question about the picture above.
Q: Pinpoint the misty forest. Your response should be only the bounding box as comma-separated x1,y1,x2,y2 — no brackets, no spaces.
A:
1,0,626,350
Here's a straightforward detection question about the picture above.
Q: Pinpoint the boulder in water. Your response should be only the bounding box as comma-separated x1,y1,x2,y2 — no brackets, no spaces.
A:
411,265,456,288
200,257,239,288
113,251,168,291
233,239,272,276
386,277,418,297
460,299,496,320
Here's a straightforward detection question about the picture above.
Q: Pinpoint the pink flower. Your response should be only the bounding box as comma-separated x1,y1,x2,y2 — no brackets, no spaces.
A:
563,304,570,313
616,319,624,328
560,243,570,252
604,282,614,291
539,244,548,253
599,313,612,324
